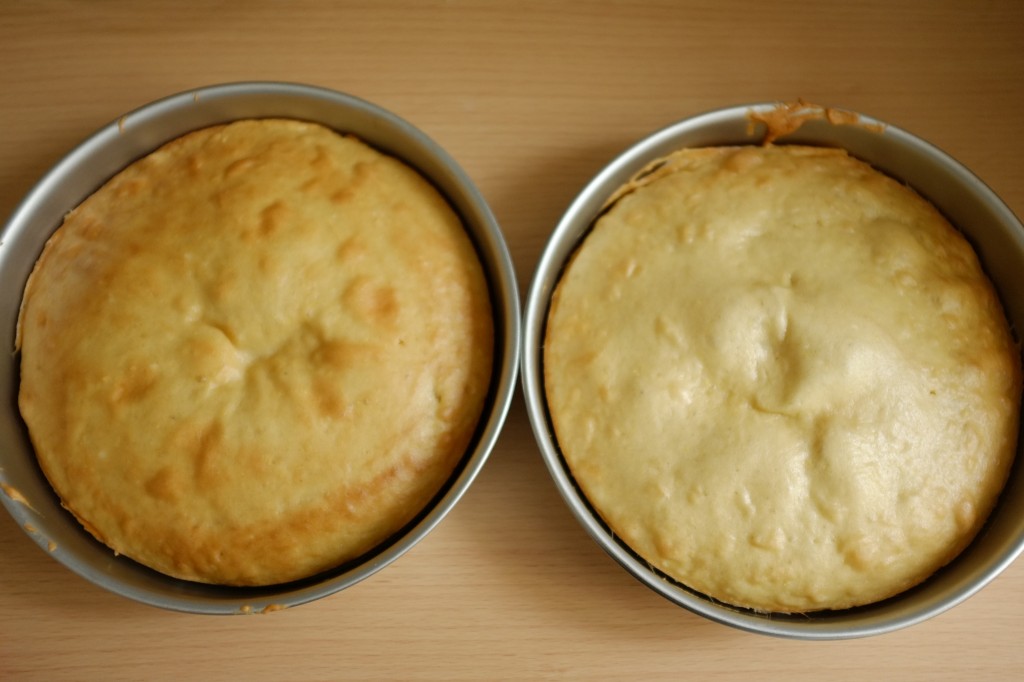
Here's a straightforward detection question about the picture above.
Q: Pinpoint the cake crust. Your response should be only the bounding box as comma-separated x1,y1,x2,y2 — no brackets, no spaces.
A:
544,145,1020,612
18,119,494,586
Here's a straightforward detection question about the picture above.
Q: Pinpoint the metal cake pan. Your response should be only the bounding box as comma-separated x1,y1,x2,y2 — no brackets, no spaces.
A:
0,82,520,614
521,102,1024,639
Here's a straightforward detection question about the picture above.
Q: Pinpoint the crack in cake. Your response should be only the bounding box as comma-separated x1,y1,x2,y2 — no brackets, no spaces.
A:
544,144,1021,612
17,118,494,586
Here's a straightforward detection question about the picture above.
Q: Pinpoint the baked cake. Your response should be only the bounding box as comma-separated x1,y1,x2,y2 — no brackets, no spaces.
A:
544,144,1020,612
17,119,494,586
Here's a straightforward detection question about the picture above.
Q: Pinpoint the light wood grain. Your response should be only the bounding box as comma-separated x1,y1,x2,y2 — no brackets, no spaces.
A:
2,1,1024,679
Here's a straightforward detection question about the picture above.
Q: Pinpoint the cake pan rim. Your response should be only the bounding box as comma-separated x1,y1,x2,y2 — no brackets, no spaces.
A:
522,101,1024,640
0,80,520,614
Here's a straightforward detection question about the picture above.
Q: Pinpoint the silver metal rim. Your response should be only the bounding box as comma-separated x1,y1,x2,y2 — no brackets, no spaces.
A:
522,102,1024,639
0,82,520,614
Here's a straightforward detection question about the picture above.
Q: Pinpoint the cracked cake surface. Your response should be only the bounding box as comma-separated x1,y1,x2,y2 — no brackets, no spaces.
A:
17,118,494,586
544,145,1020,612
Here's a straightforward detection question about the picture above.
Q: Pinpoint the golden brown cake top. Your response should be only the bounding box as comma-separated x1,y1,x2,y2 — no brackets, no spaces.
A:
544,145,1020,612
18,119,494,586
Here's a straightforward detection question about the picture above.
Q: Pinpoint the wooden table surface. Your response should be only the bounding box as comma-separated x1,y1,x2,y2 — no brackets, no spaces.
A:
3,2,1024,679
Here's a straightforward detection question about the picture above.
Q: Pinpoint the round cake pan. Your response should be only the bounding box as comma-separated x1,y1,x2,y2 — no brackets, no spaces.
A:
0,82,520,614
522,102,1024,639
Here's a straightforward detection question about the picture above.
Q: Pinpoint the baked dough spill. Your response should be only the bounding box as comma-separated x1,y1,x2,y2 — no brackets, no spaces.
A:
544,145,1021,613
17,119,494,586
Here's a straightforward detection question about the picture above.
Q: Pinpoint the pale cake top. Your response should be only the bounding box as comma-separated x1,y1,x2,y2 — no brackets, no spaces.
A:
18,119,494,586
544,145,1020,613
